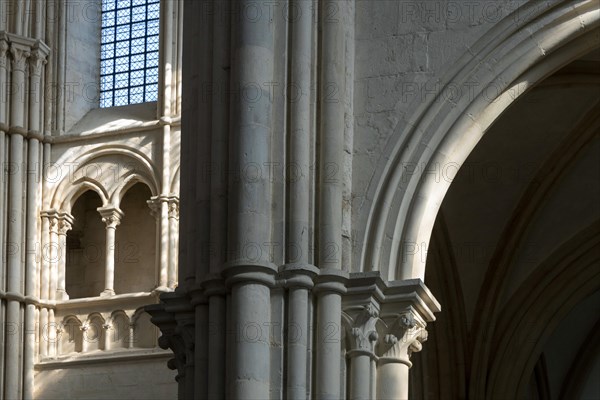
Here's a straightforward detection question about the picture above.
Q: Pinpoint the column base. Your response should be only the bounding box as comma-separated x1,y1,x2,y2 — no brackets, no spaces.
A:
100,289,115,297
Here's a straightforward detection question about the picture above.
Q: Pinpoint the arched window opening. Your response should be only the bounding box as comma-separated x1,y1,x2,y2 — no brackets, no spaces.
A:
84,315,106,352
114,183,156,294
109,313,131,350
66,190,106,299
59,317,83,355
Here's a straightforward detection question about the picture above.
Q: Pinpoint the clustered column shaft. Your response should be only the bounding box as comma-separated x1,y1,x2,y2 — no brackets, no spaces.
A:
147,2,441,400
0,28,49,399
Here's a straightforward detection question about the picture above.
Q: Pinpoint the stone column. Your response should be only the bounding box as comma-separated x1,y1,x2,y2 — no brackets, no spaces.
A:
318,0,347,271
203,277,226,400
48,213,59,299
225,0,278,397
228,273,274,399
314,271,348,399
345,304,379,400
4,39,30,400
39,210,57,358
47,212,60,358
98,207,124,296
24,41,48,400
376,312,428,400
128,322,135,349
148,197,167,289
159,197,170,288
168,198,179,288
103,322,112,351
56,213,73,300
0,39,7,305
80,324,90,353
282,266,318,400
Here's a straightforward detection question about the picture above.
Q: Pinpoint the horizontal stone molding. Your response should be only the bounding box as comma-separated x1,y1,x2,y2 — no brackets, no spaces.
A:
35,348,172,370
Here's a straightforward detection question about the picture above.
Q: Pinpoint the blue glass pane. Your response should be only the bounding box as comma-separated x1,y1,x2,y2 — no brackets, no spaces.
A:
116,24,129,37
147,68,158,83
132,6,146,22
131,54,144,64
100,59,114,75
131,22,146,38
101,48,114,59
101,27,115,42
100,96,113,108
117,8,131,25
101,75,114,90
102,42,115,52
102,1,115,12
115,56,129,72
115,89,129,106
146,52,158,68
102,11,115,27
147,19,159,35
145,85,158,101
117,0,131,9
115,73,129,88
147,37,159,52
131,86,144,103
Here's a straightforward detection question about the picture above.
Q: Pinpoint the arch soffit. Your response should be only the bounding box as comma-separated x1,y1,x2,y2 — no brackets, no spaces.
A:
464,103,600,398
360,0,600,281
485,222,600,399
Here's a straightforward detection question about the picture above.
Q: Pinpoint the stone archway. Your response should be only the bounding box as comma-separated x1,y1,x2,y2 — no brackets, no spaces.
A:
360,0,600,281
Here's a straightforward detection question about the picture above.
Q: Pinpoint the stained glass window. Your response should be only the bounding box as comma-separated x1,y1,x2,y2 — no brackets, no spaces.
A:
100,0,160,108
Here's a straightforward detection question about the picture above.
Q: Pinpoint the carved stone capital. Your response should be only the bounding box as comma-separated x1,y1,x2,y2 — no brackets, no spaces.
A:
168,199,179,220
344,303,380,358
42,210,61,234
29,48,47,76
0,36,8,68
377,310,427,367
147,197,160,219
98,207,124,229
9,43,30,73
57,213,74,236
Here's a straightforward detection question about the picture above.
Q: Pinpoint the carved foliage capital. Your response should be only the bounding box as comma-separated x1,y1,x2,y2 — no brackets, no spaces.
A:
168,199,179,220
344,303,380,357
98,207,124,229
42,210,60,233
29,49,47,76
10,44,30,72
0,39,8,67
377,311,427,366
57,213,74,235
147,197,160,219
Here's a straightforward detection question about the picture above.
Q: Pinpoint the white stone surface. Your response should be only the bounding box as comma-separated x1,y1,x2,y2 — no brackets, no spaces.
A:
0,1,598,399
